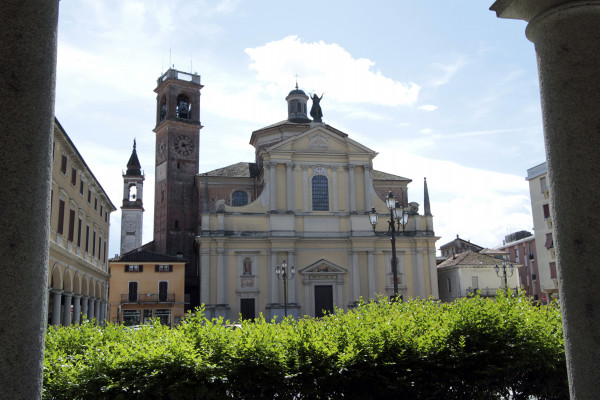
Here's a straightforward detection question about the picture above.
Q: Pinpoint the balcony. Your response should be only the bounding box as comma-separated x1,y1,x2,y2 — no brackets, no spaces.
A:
121,293,175,304
466,287,505,297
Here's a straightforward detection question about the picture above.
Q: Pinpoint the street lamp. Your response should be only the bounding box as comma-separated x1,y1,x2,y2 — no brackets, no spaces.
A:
369,191,409,300
275,259,295,317
494,258,515,292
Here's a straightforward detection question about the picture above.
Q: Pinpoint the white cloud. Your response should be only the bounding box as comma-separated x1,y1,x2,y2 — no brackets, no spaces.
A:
245,36,420,107
373,148,532,250
420,128,434,134
418,104,438,112
428,57,467,87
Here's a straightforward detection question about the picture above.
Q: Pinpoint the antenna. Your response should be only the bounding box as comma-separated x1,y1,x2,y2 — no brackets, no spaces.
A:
190,53,193,74
169,40,172,69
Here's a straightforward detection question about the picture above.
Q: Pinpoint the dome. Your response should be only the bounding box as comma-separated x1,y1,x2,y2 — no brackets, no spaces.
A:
288,88,307,96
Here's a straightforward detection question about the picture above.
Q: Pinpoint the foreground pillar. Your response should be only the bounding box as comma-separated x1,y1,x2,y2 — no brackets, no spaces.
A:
0,1,60,398
491,1,600,398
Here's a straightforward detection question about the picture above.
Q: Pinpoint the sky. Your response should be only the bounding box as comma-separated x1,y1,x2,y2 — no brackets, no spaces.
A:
55,0,546,258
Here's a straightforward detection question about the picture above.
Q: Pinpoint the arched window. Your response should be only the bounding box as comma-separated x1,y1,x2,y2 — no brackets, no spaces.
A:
232,190,248,206
159,96,167,121
312,175,329,211
176,94,190,119
128,184,137,201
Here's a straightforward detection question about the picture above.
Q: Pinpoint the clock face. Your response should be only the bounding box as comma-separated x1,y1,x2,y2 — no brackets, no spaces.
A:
174,135,194,156
157,137,167,160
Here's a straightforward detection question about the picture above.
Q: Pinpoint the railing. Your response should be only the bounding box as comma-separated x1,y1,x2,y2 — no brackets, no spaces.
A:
121,293,175,304
466,287,506,297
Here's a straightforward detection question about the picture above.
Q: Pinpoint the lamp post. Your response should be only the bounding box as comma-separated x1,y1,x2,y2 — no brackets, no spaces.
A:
275,259,295,317
494,258,515,292
369,191,409,300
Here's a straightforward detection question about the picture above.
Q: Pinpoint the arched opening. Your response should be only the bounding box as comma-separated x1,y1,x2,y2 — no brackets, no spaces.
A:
159,96,167,121
128,184,137,201
176,94,191,119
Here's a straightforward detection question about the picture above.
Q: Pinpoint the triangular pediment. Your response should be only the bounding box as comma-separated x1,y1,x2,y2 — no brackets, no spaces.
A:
267,125,377,157
299,259,347,275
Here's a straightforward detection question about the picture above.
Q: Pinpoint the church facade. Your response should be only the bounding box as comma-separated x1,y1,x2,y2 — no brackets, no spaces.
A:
133,68,439,319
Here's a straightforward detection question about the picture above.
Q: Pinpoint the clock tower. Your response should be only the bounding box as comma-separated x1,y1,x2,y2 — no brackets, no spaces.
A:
153,68,203,308
121,139,145,255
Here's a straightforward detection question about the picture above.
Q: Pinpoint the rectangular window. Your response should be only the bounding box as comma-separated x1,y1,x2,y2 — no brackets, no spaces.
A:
87,189,91,204
68,209,75,242
92,231,96,256
122,310,140,326
447,277,452,293
105,212,108,223
471,276,479,289
155,309,171,326
104,241,107,264
100,205,103,218
515,248,520,263
125,265,143,272
97,237,102,260
155,264,173,272
80,180,84,196
77,217,83,246
143,309,153,324
549,262,557,279
57,200,65,235
60,155,67,174
85,225,90,252
540,177,547,192
71,168,77,185
543,204,550,219
158,281,168,302
94,197,98,211
545,233,554,249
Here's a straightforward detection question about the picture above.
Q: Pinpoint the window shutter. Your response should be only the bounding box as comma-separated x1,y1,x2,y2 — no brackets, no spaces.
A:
155,265,159,272
139,265,144,272
125,265,129,272
169,265,173,272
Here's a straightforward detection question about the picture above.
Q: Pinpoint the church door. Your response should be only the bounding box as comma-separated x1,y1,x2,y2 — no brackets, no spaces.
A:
314,285,334,318
240,298,255,320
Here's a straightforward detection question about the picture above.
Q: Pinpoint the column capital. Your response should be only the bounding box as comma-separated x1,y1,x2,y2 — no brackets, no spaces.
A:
51,289,63,295
490,0,585,22
73,294,82,299
62,292,74,298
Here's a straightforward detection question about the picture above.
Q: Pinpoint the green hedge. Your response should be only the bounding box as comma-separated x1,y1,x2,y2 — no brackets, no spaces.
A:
43,292,567,399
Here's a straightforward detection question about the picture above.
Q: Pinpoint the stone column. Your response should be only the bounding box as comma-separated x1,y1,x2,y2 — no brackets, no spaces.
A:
332,167,339,212
51,290,63,326
0,1,59,397
286,162,294,212
62,292,73,326
216,246,226,304
348,165,357,213
351,251,360,302
81,296,89,322
363,164,372,211
491,2,600,396
302,165,309,212
269,162,277,211
270,252,279,303
72,294,81,325
200,247,210,305
94,299,101,322
88,298,96,323
367,251,376,298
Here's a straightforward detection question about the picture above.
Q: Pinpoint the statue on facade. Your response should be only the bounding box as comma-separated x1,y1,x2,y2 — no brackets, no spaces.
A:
310,93,324,122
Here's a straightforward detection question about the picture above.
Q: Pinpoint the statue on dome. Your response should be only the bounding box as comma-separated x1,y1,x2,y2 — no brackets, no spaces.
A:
310,93,324,122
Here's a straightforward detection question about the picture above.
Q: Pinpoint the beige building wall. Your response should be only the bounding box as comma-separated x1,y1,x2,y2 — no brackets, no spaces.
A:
526,162,558,301
48,119,116,325
197,123,439,320
108,256,186,326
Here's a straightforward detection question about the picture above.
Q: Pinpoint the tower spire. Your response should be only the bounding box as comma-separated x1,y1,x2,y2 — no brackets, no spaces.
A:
424,177,432,216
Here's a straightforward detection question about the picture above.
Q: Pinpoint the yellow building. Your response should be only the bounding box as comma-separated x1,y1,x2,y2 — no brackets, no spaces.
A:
195,85,440,320
107,250,187,326
48,119,116,325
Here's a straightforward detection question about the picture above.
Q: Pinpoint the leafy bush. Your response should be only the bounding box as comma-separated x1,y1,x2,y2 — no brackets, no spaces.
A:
43,292,567,399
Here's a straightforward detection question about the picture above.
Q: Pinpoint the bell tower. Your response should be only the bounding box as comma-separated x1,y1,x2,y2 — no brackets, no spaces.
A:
121,139,144,254
153,68,203,308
